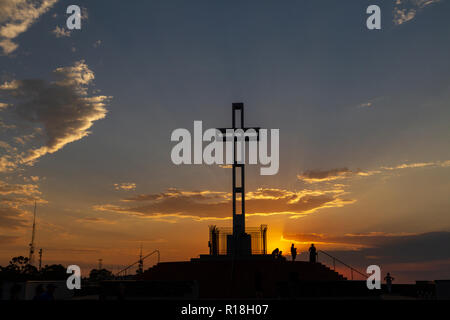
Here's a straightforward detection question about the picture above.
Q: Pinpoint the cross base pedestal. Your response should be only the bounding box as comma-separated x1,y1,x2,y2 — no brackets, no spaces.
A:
226,233,252,256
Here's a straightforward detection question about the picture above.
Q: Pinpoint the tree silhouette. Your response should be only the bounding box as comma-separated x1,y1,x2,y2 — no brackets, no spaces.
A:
40,264,67,280
89,268,113,281
0,257,71,282
0,256,38,281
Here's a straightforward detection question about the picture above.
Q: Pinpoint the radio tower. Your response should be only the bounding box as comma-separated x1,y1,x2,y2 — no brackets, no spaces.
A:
137,243,144,274
28,201,37,266
38,248,43,271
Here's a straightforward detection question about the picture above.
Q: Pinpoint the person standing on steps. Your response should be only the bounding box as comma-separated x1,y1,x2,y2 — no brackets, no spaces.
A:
271,248,279,258
291,244,297,261
309,244,317,263
384,272,395,293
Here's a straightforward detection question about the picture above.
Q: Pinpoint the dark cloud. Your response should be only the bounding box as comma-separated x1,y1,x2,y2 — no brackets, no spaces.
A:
76,216,116,225
284,233,326,243
95,187,354,220
0,205,27,229
0,179,45,229
297,161,450,184
284,231,450,281
358,232,450,264
44,247,101,254
299,168,352,181
297,167,380,183
122,189,228,203
285,232,425,248
0,180,40,196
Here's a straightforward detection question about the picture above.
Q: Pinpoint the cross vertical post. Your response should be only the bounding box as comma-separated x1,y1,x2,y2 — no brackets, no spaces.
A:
217,103,260,256
232,102,245,237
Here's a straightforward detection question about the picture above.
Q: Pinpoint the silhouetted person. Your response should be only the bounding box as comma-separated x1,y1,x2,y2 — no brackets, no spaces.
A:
271,248,279,258
278,251,283,259
309,244,317,263
291,244,297,261
384,273,395,293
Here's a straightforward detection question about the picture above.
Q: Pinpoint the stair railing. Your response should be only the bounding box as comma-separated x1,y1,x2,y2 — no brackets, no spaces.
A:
318,250,367,280
116,249,160,277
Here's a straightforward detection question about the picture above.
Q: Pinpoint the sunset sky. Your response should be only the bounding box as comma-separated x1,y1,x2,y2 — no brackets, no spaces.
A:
1,0,450,283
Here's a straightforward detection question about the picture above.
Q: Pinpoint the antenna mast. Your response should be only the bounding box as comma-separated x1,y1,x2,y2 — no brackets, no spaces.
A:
138,243,144,274
38,248,43,271
28,201,37,265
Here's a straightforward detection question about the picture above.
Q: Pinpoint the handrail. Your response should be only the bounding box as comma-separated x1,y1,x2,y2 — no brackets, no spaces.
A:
318,250,367,280
116,249,160,276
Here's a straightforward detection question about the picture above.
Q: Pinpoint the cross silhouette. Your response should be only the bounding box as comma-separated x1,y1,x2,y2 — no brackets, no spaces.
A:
217,103,260,255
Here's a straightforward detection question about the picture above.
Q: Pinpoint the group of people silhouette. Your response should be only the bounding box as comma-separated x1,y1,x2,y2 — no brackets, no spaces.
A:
272,243,395,293
271,243,318,263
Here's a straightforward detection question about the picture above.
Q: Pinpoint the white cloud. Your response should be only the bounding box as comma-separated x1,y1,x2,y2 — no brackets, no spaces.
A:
0,60,112,169
0,0,58,54
357,102,372,109
93,40,102,48
393,0,441,25
298,160,450,184
52,25,70,38
114,183,137,191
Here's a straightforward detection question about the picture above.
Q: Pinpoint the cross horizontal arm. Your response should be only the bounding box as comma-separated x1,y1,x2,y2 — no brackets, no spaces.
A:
215,127,260,141
216,127,260,133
